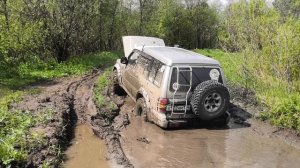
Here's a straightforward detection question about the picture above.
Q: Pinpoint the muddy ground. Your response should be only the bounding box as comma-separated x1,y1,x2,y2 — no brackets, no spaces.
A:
12,71,300,168
12,70,131,167
119,94,300,168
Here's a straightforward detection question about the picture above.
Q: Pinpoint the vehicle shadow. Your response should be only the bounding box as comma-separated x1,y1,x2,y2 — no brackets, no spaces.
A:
167,102,252,131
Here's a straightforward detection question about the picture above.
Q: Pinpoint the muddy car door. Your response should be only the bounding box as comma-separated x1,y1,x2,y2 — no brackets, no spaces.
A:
144,58,165,110
122,51,139,97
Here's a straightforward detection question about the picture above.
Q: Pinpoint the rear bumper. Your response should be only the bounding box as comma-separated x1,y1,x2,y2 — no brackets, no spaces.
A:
151,110,195,128
166,113,198,120
152,110,230,128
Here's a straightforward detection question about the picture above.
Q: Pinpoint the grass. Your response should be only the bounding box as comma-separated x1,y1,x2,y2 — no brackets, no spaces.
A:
0,92,43,165
93,68,118,121
0,51,119,166
195,49,300,133
194,49,243,85
1,51,119,91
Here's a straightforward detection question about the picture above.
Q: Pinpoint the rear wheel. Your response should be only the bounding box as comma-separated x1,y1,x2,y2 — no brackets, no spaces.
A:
191,80,230,120
134,98,148,121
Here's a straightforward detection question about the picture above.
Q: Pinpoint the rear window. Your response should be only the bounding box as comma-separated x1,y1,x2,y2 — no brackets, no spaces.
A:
169,67,223,92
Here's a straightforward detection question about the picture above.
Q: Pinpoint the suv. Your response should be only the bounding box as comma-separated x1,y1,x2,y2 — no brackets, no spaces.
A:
113,36,230,128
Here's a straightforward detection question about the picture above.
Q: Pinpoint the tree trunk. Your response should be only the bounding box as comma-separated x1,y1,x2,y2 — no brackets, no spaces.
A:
139,0,144,35
3,0,9,30
108,1,119,50
99,1,103,50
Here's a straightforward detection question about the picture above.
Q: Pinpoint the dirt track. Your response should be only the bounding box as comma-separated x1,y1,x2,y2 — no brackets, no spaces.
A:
14,71,131,167
14,71,300,168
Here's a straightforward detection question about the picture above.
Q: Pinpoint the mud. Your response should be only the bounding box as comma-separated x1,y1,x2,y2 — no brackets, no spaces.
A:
119,97,300,168
63,124,109,168
229,84,300,148
11,71,300,168
11,71,100,167
12,70,132,167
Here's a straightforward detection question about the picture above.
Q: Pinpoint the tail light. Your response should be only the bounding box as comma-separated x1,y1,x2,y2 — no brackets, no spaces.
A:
159,98,168,113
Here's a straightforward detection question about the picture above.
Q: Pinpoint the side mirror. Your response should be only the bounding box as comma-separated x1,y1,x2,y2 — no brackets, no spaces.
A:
120,57,128,64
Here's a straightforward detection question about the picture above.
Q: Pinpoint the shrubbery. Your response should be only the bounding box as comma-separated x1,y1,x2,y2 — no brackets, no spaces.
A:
217,0,300,132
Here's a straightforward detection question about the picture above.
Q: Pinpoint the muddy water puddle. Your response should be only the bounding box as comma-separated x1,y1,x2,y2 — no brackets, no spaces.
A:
63,124,110,168
120,99,300,168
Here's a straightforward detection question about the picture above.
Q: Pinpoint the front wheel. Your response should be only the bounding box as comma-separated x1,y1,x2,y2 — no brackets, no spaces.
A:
112,70,124,94
134,98,148,121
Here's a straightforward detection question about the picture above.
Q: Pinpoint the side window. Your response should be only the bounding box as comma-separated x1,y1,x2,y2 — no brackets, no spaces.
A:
148,59,164,87
137,55,148,70
148,60,159,82
136,54,165,87
154,65,165,87
128,52,139,67
143,57,153,78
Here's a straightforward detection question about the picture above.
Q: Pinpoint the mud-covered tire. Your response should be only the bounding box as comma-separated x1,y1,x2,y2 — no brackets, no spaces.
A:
112,69,123,94
134,98,148,121
191,80,230,120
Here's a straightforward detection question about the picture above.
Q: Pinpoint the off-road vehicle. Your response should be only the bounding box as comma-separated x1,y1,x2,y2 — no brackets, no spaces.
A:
113,36,230,128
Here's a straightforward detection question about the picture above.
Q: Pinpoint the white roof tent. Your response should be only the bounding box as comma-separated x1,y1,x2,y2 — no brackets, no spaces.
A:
122,36,220,66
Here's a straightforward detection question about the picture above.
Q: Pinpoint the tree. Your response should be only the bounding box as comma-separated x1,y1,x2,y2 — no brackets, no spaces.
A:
138,0,159,35
0,0,221,66
220,0,299,92
1,0,9,30
273,0,300,18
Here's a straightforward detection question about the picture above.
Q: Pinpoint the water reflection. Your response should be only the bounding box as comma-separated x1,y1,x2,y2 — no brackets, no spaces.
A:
120,99,300,168
63,124,110,168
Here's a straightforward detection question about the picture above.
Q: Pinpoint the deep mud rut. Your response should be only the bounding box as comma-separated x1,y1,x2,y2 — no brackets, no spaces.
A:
14,71,300,168
14,71,131,167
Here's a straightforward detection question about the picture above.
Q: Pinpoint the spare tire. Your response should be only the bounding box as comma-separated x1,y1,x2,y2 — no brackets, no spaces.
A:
191,80,230,120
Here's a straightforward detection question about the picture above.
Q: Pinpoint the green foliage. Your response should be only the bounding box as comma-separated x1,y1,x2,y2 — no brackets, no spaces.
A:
1,0,220,67
0,0,47,75
147,0,218,49
0,52,118,91
19,52,118,79
219,0,300,132
220,0,299,86
0,92,44,165
0,109,31,164
195,49,243,85
93,69,118,120
273,0,300,18
94,69,112,107
260,95,300,131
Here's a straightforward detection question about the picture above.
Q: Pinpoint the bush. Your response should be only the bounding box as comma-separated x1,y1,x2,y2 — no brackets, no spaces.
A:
265,95,300,131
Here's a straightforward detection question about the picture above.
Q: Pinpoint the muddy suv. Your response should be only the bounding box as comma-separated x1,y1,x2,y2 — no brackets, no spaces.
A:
113,36,230,128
